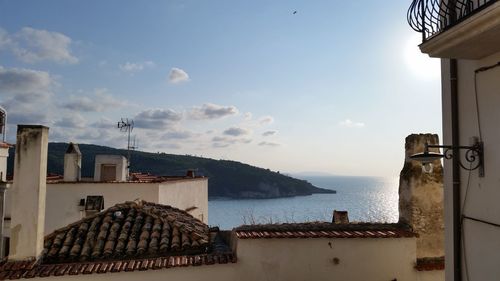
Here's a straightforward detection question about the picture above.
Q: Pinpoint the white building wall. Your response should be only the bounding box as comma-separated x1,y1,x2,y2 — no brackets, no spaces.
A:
442,51,500,281
24,237,427,281
236,238,418,281
418,270,445,281
158,178,208,223
3,179,208,235
42,182,159,234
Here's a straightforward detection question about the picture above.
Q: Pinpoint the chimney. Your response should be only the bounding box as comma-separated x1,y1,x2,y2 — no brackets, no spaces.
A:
0,143,8,182
9,125,49,260
332,210,349,224
399,133,444,258
63,142,81,181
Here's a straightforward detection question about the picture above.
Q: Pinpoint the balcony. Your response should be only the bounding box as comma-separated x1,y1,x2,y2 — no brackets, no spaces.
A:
408,0,500,59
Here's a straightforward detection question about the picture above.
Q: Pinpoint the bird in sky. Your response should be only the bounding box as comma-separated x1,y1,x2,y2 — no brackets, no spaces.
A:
293,11,297,14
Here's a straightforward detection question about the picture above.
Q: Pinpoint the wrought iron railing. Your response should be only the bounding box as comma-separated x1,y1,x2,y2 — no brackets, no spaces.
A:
408,0,498,42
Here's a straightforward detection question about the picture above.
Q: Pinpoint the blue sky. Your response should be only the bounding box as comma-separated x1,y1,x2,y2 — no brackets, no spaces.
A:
0,0,441,176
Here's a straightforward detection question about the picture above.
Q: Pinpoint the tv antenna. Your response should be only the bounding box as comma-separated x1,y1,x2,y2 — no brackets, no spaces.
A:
0,106,6,142
117,118,135,173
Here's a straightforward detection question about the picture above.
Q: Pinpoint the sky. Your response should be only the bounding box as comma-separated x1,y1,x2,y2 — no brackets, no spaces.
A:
0,0,441,177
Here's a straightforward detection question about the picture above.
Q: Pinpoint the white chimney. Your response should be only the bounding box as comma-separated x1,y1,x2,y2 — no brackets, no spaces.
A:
64,142,81,181
94,155,128,182
9,125,48,260
0,143,8,182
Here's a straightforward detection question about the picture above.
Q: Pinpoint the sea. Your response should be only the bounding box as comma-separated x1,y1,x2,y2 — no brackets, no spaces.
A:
208,175,399,230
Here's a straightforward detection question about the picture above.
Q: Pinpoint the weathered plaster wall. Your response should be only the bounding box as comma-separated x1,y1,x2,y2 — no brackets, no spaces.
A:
236,237,417,281
158,178,208,224
9,126,48,260
42,183,159,234
417,270,445,281
399,134,444,258
3,179,208,234
442,51,500,281
25,237,423,281
63,153,81,182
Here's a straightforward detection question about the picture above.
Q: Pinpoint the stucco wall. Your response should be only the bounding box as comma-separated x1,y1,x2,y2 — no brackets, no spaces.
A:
4,179,208,234
442,51,500,281
236,237,417,281
24,237,428,281
399,134,444,259
417,270,445,281
158,178,208,223
42,182,159,233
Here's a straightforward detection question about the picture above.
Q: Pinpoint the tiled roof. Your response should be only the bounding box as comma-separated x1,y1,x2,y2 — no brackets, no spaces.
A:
129,172,205,183
234,222,417,239
0,201,236,279
415,257,445,271
46,173,63,182
43,200,210,263
0,253,236,279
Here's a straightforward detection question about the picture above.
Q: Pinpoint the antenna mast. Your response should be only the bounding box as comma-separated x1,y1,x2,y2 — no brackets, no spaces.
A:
117,118,135,177
0,106,6,142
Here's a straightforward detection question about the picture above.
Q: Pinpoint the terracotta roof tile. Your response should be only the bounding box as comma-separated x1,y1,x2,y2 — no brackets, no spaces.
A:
0,201,235,279
234,222,417,239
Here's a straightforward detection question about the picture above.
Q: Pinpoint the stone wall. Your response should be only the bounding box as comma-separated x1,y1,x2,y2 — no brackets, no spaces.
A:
399,133,444,258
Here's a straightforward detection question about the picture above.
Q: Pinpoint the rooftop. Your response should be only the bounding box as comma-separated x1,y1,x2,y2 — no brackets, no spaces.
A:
0,201,235,279
234,222,417,239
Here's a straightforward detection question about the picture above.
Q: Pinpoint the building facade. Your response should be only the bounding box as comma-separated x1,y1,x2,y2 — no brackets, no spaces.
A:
408,1,500,280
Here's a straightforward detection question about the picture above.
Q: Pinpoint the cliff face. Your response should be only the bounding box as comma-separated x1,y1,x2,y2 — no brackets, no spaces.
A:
7,142,335,199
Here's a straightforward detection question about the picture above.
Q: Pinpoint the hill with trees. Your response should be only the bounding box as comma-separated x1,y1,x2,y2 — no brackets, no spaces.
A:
7,142,335,199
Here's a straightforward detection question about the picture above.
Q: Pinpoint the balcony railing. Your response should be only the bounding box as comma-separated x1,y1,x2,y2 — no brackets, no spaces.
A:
408,0,498,42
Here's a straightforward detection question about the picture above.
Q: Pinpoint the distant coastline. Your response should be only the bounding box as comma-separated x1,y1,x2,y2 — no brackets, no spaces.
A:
8,142,336,200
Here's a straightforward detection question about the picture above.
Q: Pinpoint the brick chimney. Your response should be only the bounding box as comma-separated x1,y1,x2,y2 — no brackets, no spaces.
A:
9,125,49,260
63,142,81,182
399,133,444,258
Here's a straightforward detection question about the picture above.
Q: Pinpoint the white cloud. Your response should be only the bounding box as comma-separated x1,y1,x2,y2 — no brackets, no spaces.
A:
223,126,250,136
119,61,154,73
0,28,12,49
258,141,280,147
212,136,252,148
262,130,277,137
91,117,114,128
54,113,87,128
189,103,238,120
259,115,274,125
168,67,189,84
62,88,125,112
163,129,199,140
134,108,183,129
0,66,54,124
339,119,365,128
244,112,253,120
6,27,78,64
